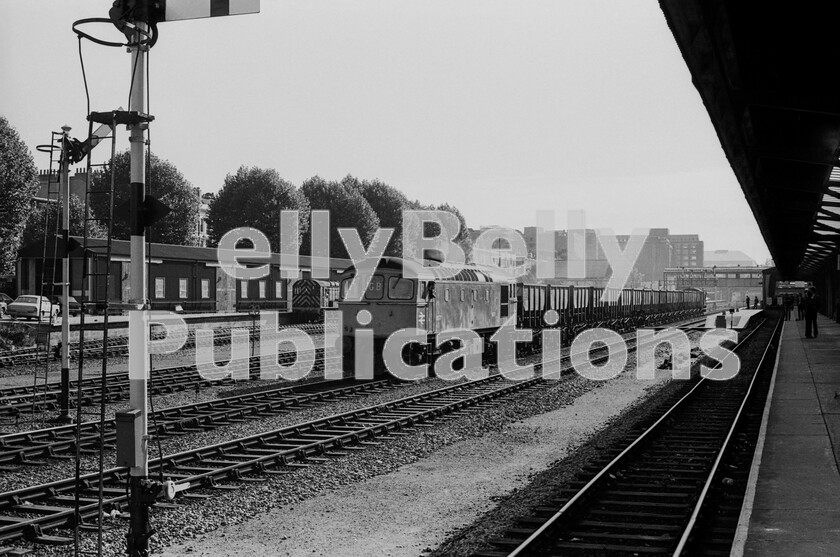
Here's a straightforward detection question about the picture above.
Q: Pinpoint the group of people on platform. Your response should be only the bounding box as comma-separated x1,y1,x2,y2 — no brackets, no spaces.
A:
782,288,820,338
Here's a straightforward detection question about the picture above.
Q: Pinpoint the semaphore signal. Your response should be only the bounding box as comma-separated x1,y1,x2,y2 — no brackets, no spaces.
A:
159,0,260,22
73,2,260,556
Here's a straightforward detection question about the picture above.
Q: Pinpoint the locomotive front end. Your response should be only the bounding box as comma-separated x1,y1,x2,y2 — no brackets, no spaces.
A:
338,258,430,377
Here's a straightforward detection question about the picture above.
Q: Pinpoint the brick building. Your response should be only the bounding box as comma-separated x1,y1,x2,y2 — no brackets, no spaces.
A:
669,234,704,267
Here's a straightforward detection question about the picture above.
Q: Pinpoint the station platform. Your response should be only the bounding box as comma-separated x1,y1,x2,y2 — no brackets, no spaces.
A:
733,314,840,556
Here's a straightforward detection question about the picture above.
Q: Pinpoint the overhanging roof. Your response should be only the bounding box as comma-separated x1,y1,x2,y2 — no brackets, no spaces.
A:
659,1,840,278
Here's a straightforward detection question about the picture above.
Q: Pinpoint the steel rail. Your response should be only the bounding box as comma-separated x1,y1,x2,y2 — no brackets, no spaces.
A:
0,315,708,415
671,317,782,555
504,317,770,557
0,377,390,466
0,347,335,416
0,309,708,368
0,323,328,367
0,375,538,544
0,321,664,460
0,313,710,547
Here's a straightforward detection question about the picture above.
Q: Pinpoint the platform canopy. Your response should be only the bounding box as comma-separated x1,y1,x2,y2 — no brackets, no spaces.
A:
660,1,840,278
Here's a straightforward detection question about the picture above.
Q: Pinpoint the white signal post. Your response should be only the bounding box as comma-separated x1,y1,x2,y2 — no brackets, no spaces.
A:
115,3,259,554
126,20,152,557
127,19,150,460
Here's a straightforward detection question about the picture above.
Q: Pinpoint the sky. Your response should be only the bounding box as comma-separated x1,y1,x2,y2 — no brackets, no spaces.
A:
1,0,770,264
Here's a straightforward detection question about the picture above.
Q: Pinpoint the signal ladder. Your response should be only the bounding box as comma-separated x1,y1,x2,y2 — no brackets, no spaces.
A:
29,132,65,427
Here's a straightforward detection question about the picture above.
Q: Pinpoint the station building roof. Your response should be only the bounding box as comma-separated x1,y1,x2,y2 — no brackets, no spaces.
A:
660,2,840,278
19,237,352,273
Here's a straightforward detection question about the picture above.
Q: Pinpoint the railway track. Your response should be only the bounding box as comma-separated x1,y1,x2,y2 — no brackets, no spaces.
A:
0,378,393,468
0,310,709,369
0,315,714,548
0,347,335,417
0,316,707,417
479,316,780,557
0,374,542,546
0,320,700,464
0,323,327,368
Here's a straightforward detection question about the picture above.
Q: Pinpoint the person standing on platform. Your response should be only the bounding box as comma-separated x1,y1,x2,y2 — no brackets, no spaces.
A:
797,294,806,321
784,295,792,321
804,288,819,338
746,295,751,309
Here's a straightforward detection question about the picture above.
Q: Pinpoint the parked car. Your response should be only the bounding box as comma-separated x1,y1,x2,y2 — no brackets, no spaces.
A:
7,295,58,321
0,293,13,317
49,295,81,317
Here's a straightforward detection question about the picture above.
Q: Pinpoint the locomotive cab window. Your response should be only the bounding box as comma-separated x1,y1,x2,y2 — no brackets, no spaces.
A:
258,280,267,299
460,289,465,302
155,277,165,299
240,281,248,299
472,290,477,302
179,279,188,299
340,275,384,300
275,281,285,299
444,289,450,302
365,275,384,299
201,279,210,299
388,276,414,300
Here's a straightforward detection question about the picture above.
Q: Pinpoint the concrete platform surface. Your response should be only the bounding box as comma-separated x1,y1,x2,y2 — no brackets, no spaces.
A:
734,315,840,557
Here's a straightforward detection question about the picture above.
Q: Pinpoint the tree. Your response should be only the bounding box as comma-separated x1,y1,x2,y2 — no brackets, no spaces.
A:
207,166,309,252
0,116,39,275
301,175,380,260
438,203,473,263
88,151,201,245
21,194,107,248
425,202,473,263
351,178,412,256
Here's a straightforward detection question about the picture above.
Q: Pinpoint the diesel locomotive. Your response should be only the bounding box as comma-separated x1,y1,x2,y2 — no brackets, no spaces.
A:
337,257,706,372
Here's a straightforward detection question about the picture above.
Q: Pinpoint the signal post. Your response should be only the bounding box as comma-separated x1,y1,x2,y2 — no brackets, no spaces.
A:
125,18,153,556
93,2,261,555
57,125,73,423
